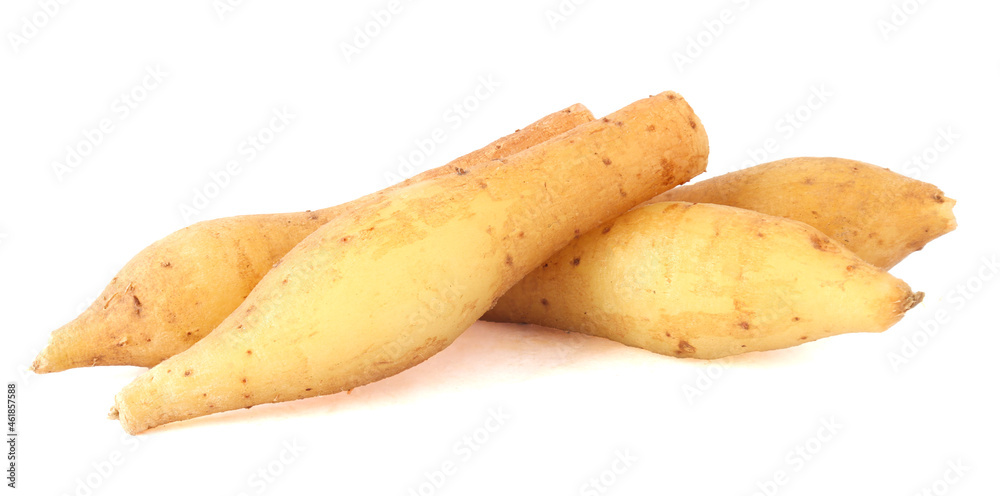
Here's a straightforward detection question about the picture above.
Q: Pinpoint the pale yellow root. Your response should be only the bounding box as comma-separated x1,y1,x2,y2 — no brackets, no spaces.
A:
485,202,921,359
32,104,595,373
648,157,957,269
112,91,709,434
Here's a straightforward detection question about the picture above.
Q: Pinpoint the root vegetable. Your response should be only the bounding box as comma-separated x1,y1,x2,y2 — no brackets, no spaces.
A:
485,202,922,359
32,105,595,373
110,91,710,434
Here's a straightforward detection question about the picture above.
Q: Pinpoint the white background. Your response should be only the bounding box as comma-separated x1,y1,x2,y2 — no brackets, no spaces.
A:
2,0,998,494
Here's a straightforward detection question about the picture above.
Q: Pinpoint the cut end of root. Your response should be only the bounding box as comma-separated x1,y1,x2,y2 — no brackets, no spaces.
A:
903,291,925,312
107,407,120,420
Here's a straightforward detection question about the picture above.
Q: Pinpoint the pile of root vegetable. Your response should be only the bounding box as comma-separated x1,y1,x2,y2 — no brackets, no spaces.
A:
32,92,956,434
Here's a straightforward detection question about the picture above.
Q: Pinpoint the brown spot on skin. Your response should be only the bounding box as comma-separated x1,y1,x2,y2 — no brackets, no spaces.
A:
574,229,581,236
505,254,514,265
308,212,319,221
688,117,696,129
757,232,765,238
454,167,468,175
203,393,207,397
602,117,610,123
811,210,819,216
478,181,488,189
161,261,172,268
667,94,676,100
933,194,945,203
664,331,671,337
517,231,525,239
132,295,142,315
793,317,801,322
800,336,808,340
571,257,581,266
647,125,656,132
741,345,747,348
602,157,612,165
804,178,814,185
740,321,750,330
541,298,549,307
183,370,192,377
810,234,839,252
186,331,192,336
615,121,624,126
306,388,312,391
602,226,612,234
244,394,251,398
678,340,696,354
241,378,247,383
167,369,172,373
246,350,253,355
282,278,288,284
846,265,857,272
145,338,151,342
486,226,494,234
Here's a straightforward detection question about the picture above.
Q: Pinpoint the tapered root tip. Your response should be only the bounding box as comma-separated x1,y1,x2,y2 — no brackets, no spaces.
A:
903,291,925,312
30,355,50,374
108,407,120,420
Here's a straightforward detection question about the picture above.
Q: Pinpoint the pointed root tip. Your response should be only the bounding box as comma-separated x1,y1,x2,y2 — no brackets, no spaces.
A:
903,291,925,312
107,406,120,421
30,356,49,374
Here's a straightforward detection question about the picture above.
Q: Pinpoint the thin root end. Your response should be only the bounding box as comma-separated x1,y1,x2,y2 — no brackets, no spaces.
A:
903,291,925,311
